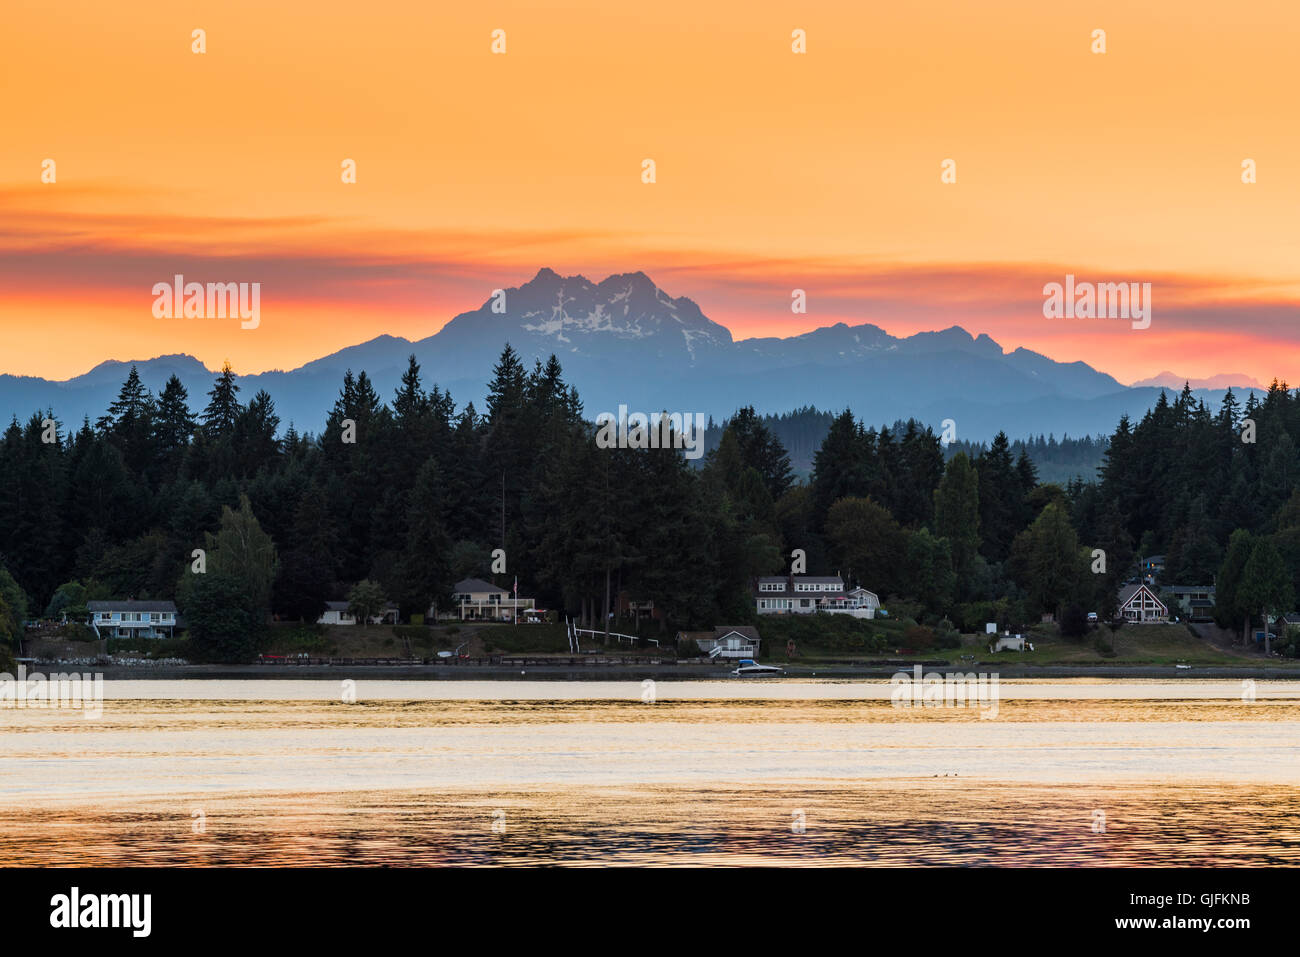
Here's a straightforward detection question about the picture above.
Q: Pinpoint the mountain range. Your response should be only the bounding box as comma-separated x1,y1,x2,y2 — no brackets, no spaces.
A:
1129,371,1264,391
0,268,1267,441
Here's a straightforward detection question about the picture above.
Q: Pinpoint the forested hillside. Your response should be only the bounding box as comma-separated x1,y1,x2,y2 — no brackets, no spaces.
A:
702,409,1109,485
1,349,1297,659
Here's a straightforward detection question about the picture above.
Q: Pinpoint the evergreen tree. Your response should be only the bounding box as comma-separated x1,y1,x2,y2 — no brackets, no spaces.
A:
1009,502,1087,617
934,452,981,585
202,363,241,437
155,374,197,457
1239,539,1293,655
825,497,905,597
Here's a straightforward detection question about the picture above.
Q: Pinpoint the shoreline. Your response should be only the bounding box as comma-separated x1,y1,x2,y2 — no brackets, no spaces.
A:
44,661,1300,680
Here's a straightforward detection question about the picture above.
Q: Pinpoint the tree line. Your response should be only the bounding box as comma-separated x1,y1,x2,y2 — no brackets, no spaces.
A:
1,351,1298,659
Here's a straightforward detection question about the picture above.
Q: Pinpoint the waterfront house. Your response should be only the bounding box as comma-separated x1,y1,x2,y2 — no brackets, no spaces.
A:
317,601,399,626
442,578,535,623
87,600,178,639
679,625,761,659
754,574,876,618
1118,583,1168,623
1165,585,1216,622
990,633,1030,652
616,592,663,625
318,601,356,626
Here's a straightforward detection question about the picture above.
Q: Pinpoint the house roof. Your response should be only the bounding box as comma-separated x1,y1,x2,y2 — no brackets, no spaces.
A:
1118,583,1167,608
87,600,177,613
324,602,351,611
756,575,844,584
455,578,506,593
714,625,760,641
1166,585,1215,594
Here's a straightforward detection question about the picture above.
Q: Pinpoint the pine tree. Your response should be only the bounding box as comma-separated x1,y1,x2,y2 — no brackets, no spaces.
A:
1240,539,1294,656
934,452,981,585
975,431,1018,561
155,374,196,455
391,457,453,618
811,409,869,528
202,363,241,437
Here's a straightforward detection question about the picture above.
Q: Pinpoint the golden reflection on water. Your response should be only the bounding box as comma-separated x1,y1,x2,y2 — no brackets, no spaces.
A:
2,694,1299,866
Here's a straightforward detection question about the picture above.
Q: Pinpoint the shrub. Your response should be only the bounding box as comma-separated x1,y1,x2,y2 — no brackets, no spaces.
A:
933,618,962,649
887,597,925,624
178,571,263,663
1060,603,1090,640
902,625,936,652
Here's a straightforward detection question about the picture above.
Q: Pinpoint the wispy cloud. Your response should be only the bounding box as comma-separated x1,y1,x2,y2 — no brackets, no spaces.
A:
2,202,1298,384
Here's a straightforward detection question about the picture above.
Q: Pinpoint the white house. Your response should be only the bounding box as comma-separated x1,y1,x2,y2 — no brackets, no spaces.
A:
755,575,877,618
678,626,761,659
318,602,357,626
317,601,398,626
441,578,535,622
1118,583,1168,623
990,633,1031,652
87,600,178,639
835,586,880,619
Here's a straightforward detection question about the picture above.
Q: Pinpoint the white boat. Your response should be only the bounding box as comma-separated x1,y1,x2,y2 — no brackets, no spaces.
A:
731,659,784,677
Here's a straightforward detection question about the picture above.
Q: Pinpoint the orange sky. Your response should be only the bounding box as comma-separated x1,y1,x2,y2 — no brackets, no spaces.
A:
2,0,1298,384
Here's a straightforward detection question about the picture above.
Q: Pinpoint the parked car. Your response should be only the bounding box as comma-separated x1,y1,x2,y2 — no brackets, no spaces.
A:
1086,612,1099,623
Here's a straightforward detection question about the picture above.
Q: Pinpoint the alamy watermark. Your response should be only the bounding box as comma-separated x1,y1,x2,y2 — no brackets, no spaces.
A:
0,665,103,719
152,274,260,329
1043,274,1151,330
890,664,999,719
594,405,707,460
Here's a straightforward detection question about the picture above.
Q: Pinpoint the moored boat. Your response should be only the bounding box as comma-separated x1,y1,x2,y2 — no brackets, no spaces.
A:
731,658,784,677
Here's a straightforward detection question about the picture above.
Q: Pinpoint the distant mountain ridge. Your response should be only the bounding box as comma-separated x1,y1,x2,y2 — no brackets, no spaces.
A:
0,269,1265,441
1129,371,1264,391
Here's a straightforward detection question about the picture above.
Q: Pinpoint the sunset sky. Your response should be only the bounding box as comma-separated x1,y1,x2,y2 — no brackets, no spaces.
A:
2,0,1297,384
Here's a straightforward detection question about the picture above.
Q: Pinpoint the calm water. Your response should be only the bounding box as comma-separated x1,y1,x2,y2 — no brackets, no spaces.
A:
2,679,1298,865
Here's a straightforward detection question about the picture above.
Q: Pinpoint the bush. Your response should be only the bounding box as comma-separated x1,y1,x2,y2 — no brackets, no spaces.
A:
178,571,264,663
933,618,962,649
1060,603,1090,640
1093,636,1118,658
887,597,925,624
55,623,98,642
954,601,999,633
902,625,936,652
